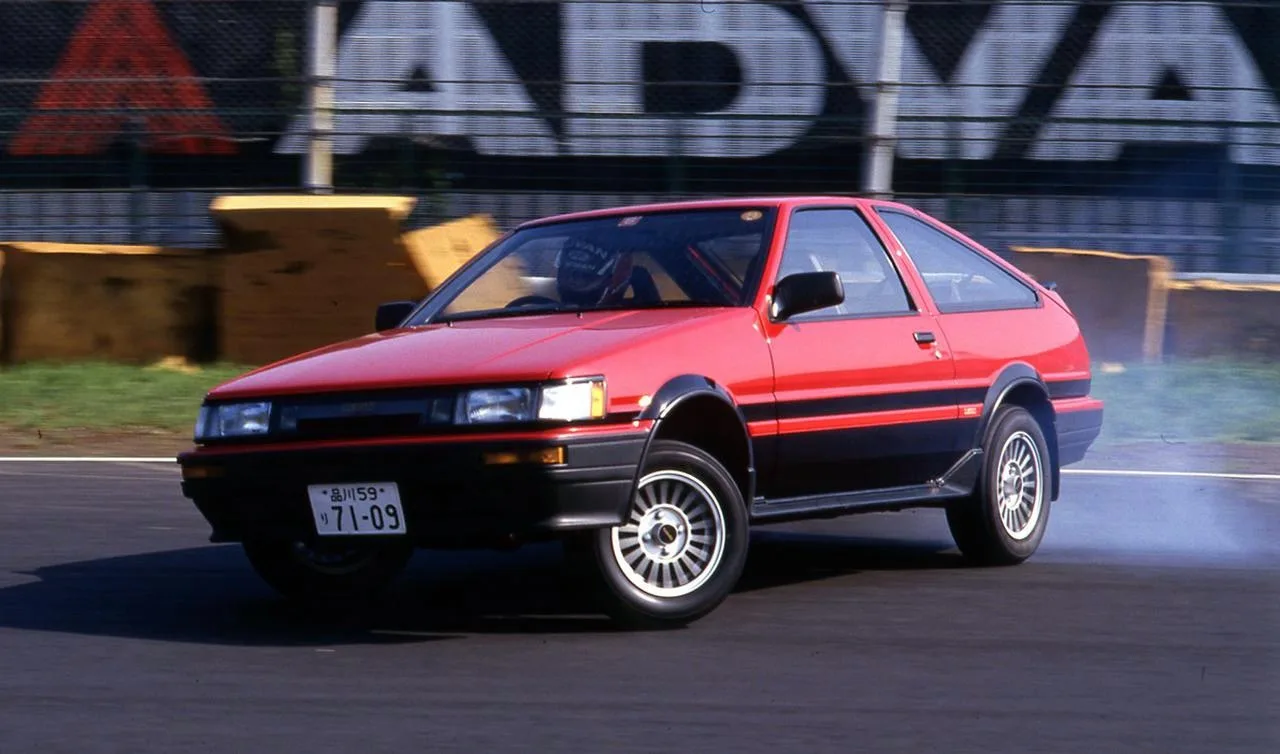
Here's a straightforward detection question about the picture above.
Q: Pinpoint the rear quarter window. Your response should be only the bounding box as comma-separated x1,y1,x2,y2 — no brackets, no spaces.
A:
877,210,1038,313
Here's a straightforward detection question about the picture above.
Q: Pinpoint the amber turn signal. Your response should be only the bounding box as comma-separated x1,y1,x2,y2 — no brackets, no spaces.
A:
181,465,224,480
482,446,566,466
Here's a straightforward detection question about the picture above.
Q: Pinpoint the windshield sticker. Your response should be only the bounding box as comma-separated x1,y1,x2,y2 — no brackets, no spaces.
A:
618,215,642,227
741,210,763,221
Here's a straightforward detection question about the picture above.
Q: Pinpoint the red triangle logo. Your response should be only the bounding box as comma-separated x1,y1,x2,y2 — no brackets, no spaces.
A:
8,0,236,156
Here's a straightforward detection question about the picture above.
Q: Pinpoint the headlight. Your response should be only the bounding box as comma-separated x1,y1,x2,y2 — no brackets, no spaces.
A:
456,387,536,424
454,379,606,424
538,379,606,421
195,401,272,439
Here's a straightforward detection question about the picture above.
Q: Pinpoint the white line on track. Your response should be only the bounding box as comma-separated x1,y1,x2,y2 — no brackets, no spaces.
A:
0,457,174,463
1062,468,1280,482
0,458,1276,482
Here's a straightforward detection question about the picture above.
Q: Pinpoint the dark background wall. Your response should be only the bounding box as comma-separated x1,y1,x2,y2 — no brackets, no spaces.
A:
2,0,1278,272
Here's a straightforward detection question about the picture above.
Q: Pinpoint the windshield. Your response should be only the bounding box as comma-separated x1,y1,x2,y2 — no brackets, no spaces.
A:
408,206,778,324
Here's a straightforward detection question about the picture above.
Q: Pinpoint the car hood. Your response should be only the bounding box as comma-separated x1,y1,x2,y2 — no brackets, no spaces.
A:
207,308,740,400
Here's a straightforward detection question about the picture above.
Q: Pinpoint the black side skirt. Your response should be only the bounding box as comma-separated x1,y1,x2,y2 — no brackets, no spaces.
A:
750,448,983,523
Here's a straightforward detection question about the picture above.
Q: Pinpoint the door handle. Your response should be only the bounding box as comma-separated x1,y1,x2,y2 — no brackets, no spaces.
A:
913,331,936,345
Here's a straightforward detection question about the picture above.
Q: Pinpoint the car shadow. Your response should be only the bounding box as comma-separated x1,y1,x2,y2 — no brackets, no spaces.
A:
0,529,964,646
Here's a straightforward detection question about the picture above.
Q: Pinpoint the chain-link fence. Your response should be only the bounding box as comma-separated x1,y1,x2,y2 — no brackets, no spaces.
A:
0,0,309,243
2,0,1279,273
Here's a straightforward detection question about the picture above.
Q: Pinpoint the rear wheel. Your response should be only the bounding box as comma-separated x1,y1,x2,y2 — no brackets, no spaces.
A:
569,440,749,629
946,404,1052,566
241,537,415,604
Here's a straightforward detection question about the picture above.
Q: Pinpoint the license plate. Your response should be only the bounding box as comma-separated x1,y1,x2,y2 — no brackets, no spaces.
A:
307,482,406,536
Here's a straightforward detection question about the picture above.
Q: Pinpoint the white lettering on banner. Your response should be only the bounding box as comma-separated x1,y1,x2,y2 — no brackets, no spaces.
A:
1030,2,1280,166
806,0,1074,160
276,0,557,156
274,0,1278,165
561,1,825,158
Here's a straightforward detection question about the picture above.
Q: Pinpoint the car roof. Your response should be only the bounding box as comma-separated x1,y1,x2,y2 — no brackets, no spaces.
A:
514,195,916,229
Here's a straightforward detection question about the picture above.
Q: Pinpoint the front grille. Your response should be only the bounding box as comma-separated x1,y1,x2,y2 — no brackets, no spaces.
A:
294,414,425,438
275,391,457,442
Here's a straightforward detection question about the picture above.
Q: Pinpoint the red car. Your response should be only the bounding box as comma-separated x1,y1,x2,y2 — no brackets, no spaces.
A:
178,196,1103,627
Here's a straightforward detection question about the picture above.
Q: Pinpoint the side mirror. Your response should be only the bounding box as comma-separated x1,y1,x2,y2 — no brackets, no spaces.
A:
771,271,844,321
375,300,416,332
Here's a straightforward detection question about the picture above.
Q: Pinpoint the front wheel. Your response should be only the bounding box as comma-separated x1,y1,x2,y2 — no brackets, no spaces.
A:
946,404,1053,566
241,537,415,604
568,440,749,629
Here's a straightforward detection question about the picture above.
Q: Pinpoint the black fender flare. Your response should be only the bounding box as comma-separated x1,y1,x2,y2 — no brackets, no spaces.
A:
971,362,1050,446
971,362,1061,500
630,374,756,503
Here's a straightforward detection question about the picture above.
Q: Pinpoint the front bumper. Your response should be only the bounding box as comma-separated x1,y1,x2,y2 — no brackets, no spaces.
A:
177,429,647,547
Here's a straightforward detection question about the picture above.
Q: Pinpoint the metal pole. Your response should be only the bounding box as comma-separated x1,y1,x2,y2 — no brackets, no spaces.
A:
304,0,338,193
128,115,146,244
863,0,907,199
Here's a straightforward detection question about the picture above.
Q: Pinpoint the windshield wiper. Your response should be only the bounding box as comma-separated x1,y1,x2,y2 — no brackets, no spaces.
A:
431,303,579,325
594,300,729,311
431,299,729,325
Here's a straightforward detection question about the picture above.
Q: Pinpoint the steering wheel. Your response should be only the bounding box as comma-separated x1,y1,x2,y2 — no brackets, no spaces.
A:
505,294,559,308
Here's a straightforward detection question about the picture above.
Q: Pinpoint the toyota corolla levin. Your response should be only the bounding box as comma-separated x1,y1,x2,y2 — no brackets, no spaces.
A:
177,196,1103,628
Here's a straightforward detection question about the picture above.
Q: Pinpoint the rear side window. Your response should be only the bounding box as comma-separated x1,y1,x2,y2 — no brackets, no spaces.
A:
878,210,1038,313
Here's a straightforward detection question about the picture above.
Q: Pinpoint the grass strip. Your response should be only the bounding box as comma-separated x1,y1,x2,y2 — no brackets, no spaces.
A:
0,362,253,434
1090,360,1280,444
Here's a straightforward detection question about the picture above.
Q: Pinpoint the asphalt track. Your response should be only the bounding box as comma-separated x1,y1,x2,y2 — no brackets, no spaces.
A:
0,462,1276,753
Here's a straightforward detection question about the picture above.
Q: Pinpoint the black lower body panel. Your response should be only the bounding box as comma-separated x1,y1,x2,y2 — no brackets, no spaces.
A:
178,434,646,547
1057,407,1104,466
768,418,979,498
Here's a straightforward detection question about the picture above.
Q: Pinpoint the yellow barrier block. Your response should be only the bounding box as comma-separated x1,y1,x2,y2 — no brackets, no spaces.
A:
1010,246,1173,364
1167,277,1280,293
212,195,418,215
0,248,6,361
401,214,519,311
211,194,428,365
401,213,500,288
0,241,216,365
1165,276,1280,360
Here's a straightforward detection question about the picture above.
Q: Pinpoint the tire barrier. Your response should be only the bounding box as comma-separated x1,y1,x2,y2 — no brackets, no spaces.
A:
1,214,1273,368
210,196,498,365
0,241,216,364
1011,246,1280,363
1164,275,1280,361
210,194,426,365
1010,246,1172,364
401,213,510,309
1,199,500,367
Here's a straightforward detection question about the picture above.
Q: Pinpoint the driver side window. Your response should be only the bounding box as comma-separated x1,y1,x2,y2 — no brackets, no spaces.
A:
776,208,914,320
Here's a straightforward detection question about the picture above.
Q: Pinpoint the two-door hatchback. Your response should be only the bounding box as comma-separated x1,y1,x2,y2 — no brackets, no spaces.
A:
178,196,1103,627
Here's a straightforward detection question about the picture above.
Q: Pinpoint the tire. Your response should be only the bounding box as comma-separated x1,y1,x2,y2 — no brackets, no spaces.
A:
241,537,415,605
569,439,749,629
946,404,1053,566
